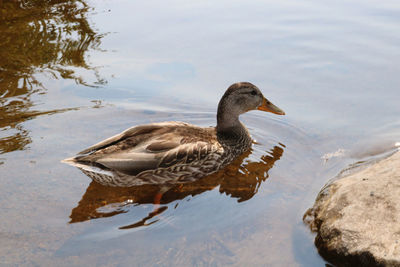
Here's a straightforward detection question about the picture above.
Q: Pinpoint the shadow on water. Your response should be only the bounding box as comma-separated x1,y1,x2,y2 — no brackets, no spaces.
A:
0,0,105,154
69,145,284,229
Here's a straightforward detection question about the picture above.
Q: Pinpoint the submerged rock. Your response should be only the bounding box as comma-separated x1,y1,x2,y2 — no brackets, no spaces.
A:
304,151,400,266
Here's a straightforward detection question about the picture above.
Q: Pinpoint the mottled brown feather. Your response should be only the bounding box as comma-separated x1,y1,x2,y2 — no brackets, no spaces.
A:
74,122,222,175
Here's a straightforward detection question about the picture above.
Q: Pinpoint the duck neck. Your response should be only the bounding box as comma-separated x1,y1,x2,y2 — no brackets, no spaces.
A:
217,112,241,132
217,97,240,132
216,102,251,147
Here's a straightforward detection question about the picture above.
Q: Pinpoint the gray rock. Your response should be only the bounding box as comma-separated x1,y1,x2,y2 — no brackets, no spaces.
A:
304,151,400,267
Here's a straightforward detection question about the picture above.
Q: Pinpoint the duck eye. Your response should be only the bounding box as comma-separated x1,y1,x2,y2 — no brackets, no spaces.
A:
250,90,257,96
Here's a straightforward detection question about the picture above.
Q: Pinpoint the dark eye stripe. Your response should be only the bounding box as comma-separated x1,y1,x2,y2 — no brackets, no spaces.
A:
239,88,258,95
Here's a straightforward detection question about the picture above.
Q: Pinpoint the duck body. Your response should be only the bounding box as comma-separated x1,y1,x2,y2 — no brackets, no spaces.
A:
65,82,285,186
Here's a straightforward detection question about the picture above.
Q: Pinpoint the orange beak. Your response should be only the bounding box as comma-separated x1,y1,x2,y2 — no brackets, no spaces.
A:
257,97,285,115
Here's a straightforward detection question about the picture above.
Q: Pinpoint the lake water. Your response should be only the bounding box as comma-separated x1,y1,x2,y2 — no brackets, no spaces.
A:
1,0,399,266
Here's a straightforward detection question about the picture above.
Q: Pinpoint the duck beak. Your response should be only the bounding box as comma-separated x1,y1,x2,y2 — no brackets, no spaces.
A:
257,97,285,115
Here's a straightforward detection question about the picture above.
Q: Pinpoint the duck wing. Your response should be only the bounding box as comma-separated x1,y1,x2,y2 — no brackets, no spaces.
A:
73,122,220,175
77,122,180,155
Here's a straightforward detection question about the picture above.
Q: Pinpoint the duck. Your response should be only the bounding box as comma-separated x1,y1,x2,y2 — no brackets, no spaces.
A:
63,82,285,187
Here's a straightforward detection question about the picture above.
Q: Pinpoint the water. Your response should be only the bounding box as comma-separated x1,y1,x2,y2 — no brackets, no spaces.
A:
1,0,399,266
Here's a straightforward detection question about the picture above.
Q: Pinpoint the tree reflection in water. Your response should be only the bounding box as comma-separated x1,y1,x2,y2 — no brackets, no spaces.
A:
0,0,105,154
69,145,284,229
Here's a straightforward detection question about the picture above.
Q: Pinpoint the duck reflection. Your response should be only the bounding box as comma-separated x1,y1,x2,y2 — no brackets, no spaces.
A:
0,0,105,154
69,145,284,228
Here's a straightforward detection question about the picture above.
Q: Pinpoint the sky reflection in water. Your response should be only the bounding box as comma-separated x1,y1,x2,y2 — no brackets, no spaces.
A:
0,0,400,265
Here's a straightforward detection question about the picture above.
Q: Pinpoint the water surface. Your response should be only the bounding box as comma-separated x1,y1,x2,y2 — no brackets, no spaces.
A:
1,0,400,266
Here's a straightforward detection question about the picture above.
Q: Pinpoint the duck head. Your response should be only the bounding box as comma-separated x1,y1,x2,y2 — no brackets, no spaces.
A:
217,82,285,131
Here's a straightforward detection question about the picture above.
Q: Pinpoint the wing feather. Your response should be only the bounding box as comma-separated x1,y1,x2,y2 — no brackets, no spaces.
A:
72,122,219,175
77,122,185,155
158,141,222,168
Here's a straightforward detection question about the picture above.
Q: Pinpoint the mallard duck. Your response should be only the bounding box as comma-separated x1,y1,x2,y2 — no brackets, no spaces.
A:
64,82,285,187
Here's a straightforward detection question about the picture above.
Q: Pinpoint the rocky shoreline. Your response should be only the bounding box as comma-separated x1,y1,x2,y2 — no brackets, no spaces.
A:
304,151,400,266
